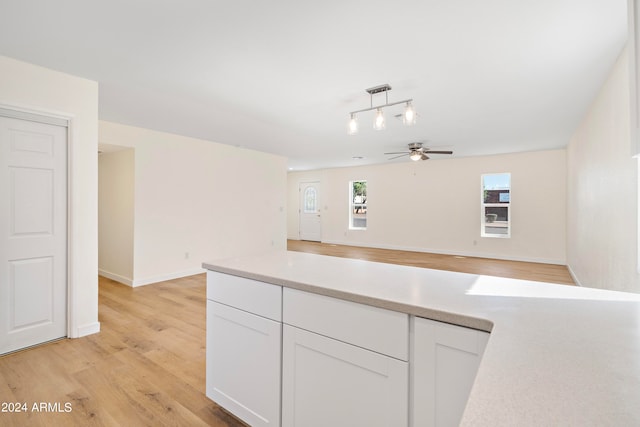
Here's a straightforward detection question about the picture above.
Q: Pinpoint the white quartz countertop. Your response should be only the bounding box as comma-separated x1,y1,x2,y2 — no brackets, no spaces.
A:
202,250,640,426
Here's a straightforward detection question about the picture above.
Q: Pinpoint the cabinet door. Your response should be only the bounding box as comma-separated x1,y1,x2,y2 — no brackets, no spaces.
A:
411,317,490,427
206,301,281,427
282,324,408,427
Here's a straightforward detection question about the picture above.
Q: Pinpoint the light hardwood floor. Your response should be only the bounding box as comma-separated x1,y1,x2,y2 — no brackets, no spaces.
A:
0,242,573,426
0,275,246,427
287,240,575,285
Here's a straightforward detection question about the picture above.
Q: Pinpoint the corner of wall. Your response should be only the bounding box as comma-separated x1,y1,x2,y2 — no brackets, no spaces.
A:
75,322,101,338
566,43,640,293
98,270,134,287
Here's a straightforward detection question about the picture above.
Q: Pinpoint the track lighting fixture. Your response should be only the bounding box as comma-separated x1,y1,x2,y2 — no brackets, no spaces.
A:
347,84,415,134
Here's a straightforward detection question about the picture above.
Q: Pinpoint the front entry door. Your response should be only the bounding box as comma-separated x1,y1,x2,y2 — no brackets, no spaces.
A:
0,116,68,354
299,181,321,242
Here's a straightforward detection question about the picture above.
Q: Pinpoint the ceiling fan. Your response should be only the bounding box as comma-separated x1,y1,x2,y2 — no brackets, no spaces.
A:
385,142,453,161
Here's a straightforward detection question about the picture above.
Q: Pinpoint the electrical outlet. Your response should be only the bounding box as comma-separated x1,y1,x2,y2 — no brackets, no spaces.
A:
185,252,190,259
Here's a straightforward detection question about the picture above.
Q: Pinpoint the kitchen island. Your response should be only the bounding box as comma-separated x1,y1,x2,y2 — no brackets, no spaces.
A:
203,250,640,426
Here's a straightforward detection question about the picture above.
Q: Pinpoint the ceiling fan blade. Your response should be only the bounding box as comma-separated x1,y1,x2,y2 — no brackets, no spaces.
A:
387,153,409,160
424,150,453,154
384,151,408,155
421,154,429,160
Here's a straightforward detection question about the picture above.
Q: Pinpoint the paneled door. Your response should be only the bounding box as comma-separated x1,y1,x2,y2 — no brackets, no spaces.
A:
299,181,321,241
0,116,67,354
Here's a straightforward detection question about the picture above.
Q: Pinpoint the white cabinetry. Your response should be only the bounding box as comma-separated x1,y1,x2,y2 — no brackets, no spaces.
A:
411,317,489,427
206,271,282,427
282,288,409,427
205,270,492,427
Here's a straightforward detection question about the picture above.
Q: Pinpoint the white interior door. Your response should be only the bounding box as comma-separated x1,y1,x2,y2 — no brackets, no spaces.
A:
0,116,67,355
299,181,321,241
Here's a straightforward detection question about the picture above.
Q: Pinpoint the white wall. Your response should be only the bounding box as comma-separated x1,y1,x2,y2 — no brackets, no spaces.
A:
567,46,640,293
0,55,100,337
289,149,567,264
99,121,287,286
98,148,135,284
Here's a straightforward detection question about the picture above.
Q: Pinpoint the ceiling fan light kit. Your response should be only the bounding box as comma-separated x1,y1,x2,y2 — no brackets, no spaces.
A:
348,84,415,134
409,151,424,161
385,142,453,162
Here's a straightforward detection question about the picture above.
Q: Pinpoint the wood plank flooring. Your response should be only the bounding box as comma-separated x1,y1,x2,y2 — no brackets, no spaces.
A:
287,240,575,285
0,242,573,426
0,275,246,427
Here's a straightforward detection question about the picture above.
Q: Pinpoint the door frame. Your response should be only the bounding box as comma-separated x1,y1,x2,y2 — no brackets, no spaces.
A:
298,180,322,242
0,103,76,340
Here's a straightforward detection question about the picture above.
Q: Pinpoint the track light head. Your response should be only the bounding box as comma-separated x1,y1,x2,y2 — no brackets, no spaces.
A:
348,113,358,135
403,101,416,125
374,109,385,131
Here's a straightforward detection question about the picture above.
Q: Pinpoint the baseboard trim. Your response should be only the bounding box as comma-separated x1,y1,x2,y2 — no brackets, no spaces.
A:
99,268,206,288
76,322,101,338
566,264,583,287
98,269,133,286
319,239,566,266
132,268,206,287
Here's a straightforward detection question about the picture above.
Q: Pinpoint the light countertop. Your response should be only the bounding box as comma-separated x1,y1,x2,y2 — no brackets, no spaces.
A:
202,250,640,426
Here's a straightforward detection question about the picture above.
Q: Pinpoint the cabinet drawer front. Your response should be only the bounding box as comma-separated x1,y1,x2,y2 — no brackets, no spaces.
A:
425,316,490,354
207,271,281,321
283,288,408,360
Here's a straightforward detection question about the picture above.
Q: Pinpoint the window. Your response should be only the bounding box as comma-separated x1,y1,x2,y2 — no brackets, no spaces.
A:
481,173,510,238
349,180,367,229
303,186,317,213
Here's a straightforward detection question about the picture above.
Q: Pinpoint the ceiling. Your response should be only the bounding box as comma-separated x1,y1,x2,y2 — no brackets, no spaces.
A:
0,1,628,170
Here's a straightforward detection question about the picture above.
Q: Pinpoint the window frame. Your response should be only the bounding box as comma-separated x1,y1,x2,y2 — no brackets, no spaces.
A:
349,180,367,230
481,173,511,238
